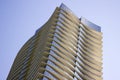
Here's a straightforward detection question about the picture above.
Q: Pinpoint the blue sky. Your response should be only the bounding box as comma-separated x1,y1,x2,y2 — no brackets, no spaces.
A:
0,0,120,80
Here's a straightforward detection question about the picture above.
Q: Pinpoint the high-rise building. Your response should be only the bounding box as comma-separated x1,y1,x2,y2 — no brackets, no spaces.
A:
7,3,103,80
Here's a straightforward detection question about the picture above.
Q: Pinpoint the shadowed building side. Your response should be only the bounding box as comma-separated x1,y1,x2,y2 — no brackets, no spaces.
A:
7,7,60,80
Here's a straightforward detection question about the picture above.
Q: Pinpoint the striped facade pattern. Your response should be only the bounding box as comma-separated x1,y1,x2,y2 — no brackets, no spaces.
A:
7,4,103,80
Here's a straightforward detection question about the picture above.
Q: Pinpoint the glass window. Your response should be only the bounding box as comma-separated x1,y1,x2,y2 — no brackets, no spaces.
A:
55,28,62,35
77,52,81,58
73,77,77,80
59,14,65,19
48,55,57,63
75,71,79,78
78,44,82,49
54,33,61,39
76,59,80,66
58,17,64,23
60,9,65,14
75,66,79,72
50,50,56,55
56,25,61,30
52,41,61,48
53,36,61,43
44,70,56,80
51,46,58,51
42,77,48,80
46,65,55,73
57,21,64,27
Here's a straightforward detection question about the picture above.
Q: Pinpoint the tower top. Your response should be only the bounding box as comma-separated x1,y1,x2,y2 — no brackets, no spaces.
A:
60,3,73,13
80,17,101,32
60,3,77,17
60,3,101,32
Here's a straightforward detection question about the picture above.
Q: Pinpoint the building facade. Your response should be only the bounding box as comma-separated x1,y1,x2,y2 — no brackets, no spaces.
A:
7,4,103,80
